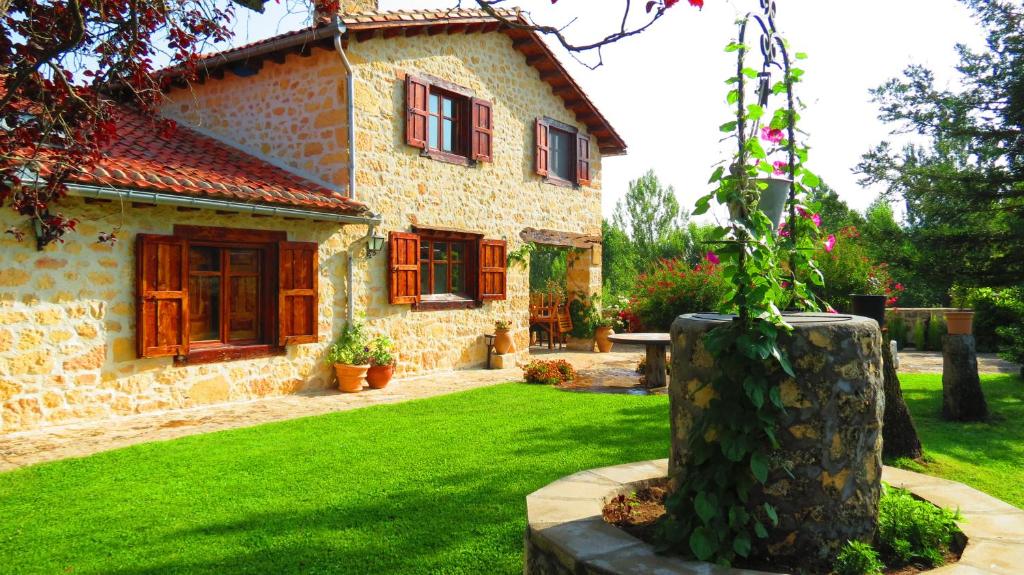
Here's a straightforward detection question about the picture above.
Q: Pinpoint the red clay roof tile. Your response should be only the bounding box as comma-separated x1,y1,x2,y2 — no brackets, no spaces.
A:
46,106,368,215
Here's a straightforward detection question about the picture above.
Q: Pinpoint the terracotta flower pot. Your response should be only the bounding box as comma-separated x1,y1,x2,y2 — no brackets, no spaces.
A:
494,328,514,355
366,364,395,389
595,326,614,353
334,363,369,393
945,311,974,335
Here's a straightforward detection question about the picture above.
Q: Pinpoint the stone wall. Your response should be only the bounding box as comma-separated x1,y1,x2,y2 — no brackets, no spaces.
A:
669,313,884,571
1,30,605,433
162,30,604,377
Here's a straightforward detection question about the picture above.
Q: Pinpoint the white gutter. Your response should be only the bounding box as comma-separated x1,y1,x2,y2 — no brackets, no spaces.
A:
65,183,382,225
332,15,371,324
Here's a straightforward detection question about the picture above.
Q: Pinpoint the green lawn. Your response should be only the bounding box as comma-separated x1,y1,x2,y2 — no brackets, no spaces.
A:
0,385,671,574
899,373,1024,508
0,374,1020,574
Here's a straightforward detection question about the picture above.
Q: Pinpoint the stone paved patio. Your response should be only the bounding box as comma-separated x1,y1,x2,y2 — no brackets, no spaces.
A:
898,350,1019,374
0,349,643,472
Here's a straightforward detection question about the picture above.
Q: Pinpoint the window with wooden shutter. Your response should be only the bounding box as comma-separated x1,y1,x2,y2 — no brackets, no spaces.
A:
406,75,429,149
278,241,319,346
576,133,591,186
478,239,507,301
470,98,493,162
535,119,549,176
137,234,189,358
389,231,421,305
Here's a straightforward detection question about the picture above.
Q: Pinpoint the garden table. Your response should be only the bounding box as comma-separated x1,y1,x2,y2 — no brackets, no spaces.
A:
608,332,671,388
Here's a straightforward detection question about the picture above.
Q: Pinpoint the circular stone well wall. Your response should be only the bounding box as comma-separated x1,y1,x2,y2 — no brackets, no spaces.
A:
669,313,884,568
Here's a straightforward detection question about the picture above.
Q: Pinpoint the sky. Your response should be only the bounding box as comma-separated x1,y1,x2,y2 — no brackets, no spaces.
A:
222,0,985,220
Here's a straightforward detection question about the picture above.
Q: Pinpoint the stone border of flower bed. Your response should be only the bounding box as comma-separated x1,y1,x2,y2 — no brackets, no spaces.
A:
524,459,1024,575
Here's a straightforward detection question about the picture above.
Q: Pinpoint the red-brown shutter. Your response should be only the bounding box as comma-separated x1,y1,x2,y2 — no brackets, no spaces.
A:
535,119,549,176
389,232,421,305
405,75,430,149
136,234,189,358
576,133,591,186
471,98,493,162
278,241,319,346
478,239,507,301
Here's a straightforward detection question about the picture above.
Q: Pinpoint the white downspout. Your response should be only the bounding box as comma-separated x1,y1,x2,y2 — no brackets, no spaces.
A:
333,15,365,324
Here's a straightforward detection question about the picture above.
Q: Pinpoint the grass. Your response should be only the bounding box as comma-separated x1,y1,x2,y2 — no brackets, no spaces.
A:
0,384,670,574
0,373,1020,574
897,373,1024,508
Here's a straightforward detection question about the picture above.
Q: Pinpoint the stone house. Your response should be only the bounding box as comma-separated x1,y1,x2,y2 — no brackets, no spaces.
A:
0,3,626,433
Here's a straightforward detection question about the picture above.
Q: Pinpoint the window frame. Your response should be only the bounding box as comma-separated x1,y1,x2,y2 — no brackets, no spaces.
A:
419,237,470,299
406,72,492,167
409,226,486,312
172,226,286,365
537,117,590,188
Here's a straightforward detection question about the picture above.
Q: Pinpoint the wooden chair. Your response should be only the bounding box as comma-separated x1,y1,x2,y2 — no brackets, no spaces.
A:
553,304,573,349
529,292,560,349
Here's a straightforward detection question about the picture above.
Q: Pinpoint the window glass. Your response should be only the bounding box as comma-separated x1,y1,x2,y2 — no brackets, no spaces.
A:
429,94,439,114
428,116,439,150
189,275,220,342
442,119,454,153
433,241,448,262
190,246,220,272
451,264,465,294
420,262,430,295
549,128,573,181
450,242,464,262
228,276,259,341
433,263,448,294
442,97,453,117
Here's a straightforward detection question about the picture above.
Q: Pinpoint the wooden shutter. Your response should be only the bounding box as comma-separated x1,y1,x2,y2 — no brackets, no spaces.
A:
534,119,549,176
389,232,421,305
478,239,507,301
278,241,319,346
136,234,189,358
576,133,591,186
470,98,493,162
405,75,430,149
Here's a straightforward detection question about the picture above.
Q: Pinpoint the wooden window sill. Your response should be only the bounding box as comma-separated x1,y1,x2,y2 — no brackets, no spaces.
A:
174,344,285,366
421,149,472,167
544,175,577,188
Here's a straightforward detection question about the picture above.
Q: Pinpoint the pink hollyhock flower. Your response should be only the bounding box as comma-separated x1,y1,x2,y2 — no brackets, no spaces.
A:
772,160,788,175
761,127,784,144
824,234,837,252
781,281,791,289
778,222,791,237
826,305,838,314
811,213,822,227
705,251,720,265
895,283,905,291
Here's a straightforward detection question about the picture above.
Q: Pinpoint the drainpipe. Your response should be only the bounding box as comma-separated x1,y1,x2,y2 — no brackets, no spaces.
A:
333,15,365,324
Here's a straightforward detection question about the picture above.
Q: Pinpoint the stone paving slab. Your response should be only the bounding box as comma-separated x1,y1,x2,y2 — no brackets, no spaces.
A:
525,460,1024,575
0,350,643,472
898,351,1019,374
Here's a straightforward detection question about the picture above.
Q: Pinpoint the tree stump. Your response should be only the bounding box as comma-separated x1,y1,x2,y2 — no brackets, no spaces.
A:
881,342,923,460
942,334,989,421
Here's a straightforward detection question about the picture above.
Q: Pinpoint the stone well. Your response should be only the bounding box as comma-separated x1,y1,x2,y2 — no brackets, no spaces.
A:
669,313,884,568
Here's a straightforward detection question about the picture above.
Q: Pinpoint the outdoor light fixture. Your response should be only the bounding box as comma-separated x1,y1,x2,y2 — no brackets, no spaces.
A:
366,230,386,259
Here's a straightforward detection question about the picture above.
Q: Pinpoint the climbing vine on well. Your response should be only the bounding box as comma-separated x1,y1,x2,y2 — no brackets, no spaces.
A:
660,11,831,566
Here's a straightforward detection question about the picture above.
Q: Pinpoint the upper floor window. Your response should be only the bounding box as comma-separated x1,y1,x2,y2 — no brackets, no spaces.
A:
535,117,591,187
405,73,492,165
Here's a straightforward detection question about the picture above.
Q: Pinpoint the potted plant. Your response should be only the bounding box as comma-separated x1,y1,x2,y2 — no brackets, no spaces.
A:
593,316,617,353
366,335,396,389
325,320,370,393
946,285,975,335
494,319,514,355
850,270,902,327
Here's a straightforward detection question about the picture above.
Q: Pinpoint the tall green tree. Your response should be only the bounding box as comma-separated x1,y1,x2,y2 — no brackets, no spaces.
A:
858,0,1024,287
600,219,638,297
612,170,687,267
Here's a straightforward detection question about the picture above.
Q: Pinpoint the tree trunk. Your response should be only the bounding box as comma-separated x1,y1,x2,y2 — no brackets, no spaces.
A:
882,342,924,460
942,334,989,421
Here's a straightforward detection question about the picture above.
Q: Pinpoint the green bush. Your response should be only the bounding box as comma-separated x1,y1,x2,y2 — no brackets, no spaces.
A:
996,324,1024,377
325,320,370,365
926,314,946,351
968,286,1024,352
833,540,884,575
912,319,927,350
887,314,907,350
877,484,960,568
625,259,729,331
